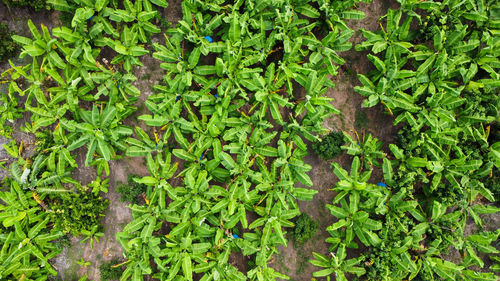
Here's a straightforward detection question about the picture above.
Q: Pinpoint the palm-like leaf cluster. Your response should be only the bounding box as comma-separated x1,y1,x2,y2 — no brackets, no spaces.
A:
117,0,370,280
312,0,500,279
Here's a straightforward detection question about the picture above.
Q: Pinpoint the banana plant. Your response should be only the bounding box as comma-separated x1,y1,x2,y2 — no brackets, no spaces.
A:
310,243,365,280
52,25,102,67
326,192,382,249
125,126,167,157
330,156,386,203
49,0,121,38
239,63,292,126
0,90,23,138
62,105,132,166
103,0,165,42
0,182,64,280
37,144,77,177
9,153,72,194
342,132,385,168
12,20,67,70
152,35,222,94
91,63,141,106
104,26,149,72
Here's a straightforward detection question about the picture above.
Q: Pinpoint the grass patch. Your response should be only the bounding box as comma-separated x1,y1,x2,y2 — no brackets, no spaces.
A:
311,131,345,160
117,174,147,204
355,108,368,129
290,213,318,244
100,259,123,281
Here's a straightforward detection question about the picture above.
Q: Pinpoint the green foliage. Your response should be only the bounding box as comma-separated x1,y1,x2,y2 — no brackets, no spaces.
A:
77,257,91,268
116,174,147,204
100,259,123,281
342,132,385,169
62,105,133,166
49,185,109,237
0,90,23,138
312,0,500,278
6,0,497,279
290,213,318,244
0,22,16,61
1,0,46,11
0,180,63,280
116,0,371,279
311,131,345,160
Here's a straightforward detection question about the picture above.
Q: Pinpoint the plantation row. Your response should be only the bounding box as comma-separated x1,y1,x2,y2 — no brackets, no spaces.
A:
0,0,498,281
312,0,500,279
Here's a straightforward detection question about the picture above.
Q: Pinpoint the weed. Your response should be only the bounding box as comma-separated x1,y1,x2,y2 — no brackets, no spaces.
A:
311,131,345,160
117,174,147,204
2,0,46,11
100,259,123,281
0,22,17,61
290,213,318,244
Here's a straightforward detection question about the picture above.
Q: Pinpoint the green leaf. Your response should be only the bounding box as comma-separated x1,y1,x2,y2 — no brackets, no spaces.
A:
97,139,112,161
173,149,197,162
342,10,366,20
296,4,320,18
254,146,278,157
295,170,313,186
138,115,169,126
182,253,193,281
416,55,435,76
382,158,394,185
68,135,91,151
293,188,317,201
85,139,97,166
326,204,348,218
188,47,201,69
368,54,386,74
48,51,66,69
229,13,241,43
101,106,117,128
219,151,236,170
407,157,427,168
150,0,168,7
313,267,335,277
134,176,158,186
23,45,45,57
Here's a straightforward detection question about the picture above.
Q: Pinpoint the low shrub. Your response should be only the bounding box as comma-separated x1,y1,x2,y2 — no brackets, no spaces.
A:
290,213,318,244
0,22,16,61
311,131,345,160
1,0,46,11
117,174,147,204
100,259,123,281
49,186,109,236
